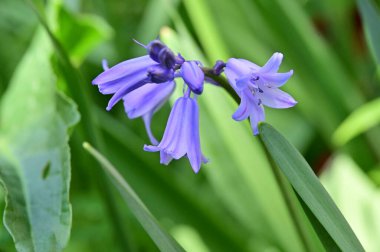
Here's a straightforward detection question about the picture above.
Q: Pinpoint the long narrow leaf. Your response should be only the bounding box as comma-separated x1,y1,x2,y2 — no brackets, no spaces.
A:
259,123,364,252
357,0,380,65
82,142,185,252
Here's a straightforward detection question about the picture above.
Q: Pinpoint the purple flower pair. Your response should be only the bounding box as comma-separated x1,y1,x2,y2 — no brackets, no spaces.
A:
92,39,296,173
92,40,207,173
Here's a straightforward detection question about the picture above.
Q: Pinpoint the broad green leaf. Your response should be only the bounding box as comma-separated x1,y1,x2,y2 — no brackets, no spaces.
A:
333,98,380,146
259,123,365,252
321,154,380,252
357,0,380,65
0,28,79,251
82,143,185,252
54,3,113,65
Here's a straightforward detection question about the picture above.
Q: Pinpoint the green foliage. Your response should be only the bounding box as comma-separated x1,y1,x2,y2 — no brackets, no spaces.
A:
0,0,380,251
357,0,380,66
333,98,380,146
259,123,364,252
321,154,380,252
83,142,185,252
0,29,79,251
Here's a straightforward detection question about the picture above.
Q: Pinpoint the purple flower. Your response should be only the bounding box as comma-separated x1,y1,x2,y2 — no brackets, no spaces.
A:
92,39,209,172
144,94,208,173
123,81,176,145
92,55,161,111
92,40,181,111
225,52,296,135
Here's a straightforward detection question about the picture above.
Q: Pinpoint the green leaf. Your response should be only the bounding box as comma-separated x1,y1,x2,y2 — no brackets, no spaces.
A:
55,3,113,65
0,28,79,251
259,123,365,252
82,143,185,252
332,97,380,146
357,0,380,65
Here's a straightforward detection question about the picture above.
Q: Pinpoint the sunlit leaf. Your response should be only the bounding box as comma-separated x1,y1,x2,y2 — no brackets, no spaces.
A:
333,98,380,146
0,28,79,251
321,154,380,252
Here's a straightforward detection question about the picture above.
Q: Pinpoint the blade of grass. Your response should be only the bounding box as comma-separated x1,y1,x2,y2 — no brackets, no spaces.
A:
357,0,380,66
83,142,185,252
259,122,365,252
333,97,380,146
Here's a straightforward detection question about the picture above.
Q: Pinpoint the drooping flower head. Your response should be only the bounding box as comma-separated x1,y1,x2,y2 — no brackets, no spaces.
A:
92,40,181,111
225,52,296,135
92,39,208,172
144,89,208,173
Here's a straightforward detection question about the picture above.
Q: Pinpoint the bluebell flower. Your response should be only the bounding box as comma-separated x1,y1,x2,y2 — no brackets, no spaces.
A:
225,52,296,135
144,91,208,173
92,40,181,111
123,82,175,145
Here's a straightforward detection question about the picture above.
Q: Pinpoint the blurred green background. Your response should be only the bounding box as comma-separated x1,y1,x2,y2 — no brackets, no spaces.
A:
0,0,380,251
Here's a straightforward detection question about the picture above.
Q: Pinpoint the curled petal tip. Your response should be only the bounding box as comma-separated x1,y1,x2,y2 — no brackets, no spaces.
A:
144,145,159,152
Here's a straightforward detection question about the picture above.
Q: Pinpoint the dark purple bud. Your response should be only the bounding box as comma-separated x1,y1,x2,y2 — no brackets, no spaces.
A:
212,60,226,75
146,40,166,63
147,65,174,83
181,61,205,95
158,47,177,69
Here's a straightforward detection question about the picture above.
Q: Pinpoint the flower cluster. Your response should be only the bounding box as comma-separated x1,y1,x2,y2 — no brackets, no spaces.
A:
92,39,296,173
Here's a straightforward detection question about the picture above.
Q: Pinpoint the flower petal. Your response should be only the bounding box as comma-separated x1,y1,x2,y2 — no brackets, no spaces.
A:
92,55,155,85
249,101,265,135
160,151,173,165
181,61,205,94
142,112,159,145
98,69,147,95
157,98,184,149
106,78,148,111
123,81,175,119
186,98,203,173
166,97,191,160
225,58,252,89
262,70,293,87
232,89,251,121
261,52,283,73
258,86,297,108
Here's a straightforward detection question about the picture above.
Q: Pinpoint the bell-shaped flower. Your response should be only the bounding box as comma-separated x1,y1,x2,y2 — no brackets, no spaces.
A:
225,52,296,135
123,81,175,145
92,40,182,111
92,55,161,110
144,95,208,173
181,61,205,94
